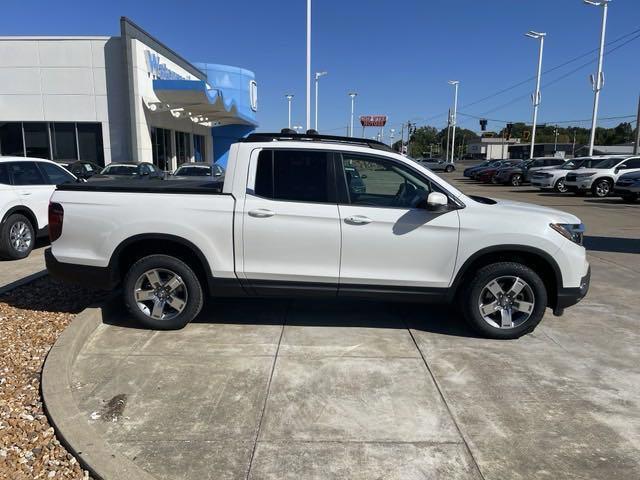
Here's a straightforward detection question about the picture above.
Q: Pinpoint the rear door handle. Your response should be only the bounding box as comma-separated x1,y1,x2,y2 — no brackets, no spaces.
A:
248,208,275,218
345,215,372,225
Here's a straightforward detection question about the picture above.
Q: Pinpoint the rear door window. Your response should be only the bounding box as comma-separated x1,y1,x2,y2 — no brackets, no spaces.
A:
0,163,10,185
254,149,333,203
7,161,47,185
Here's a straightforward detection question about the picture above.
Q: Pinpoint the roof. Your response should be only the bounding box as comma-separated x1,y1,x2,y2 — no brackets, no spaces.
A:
242,132,393,152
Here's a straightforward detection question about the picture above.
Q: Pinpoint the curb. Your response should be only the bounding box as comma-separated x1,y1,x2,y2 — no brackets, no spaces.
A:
42,305,157,480
0,269,47,296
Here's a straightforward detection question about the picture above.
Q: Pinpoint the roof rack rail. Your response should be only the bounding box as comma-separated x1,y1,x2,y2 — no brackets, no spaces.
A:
241,132,394,152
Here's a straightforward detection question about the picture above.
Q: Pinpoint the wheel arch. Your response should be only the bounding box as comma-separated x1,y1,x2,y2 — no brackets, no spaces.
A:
450,245,562,308
110,234,213,289
1,205,39,231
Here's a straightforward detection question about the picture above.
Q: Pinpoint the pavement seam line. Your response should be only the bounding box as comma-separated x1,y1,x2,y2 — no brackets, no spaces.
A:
244,301,289,480
404,320,487,480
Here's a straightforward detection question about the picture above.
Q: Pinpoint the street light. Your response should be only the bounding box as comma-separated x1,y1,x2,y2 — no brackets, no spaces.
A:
584,0,611,156
389,128,395,146
348,92,357,137
314,71,328,131
525,30,546,159
285,94,294,129
448,80,460,163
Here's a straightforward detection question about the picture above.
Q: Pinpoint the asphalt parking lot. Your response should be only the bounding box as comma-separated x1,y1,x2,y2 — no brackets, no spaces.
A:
57,171,640,479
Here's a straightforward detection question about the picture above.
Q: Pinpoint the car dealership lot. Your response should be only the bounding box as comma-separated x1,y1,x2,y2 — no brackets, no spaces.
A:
47,172,640,480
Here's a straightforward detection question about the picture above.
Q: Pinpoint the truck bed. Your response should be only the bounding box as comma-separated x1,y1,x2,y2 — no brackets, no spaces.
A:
57,179,225,195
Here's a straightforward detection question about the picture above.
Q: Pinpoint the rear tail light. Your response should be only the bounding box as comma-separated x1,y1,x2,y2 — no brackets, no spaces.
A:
48,202,64,242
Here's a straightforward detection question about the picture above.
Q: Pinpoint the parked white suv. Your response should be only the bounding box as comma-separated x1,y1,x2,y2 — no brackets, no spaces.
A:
531,157,609,193
564,156,640,197
46,133,590,339
0,157,76,259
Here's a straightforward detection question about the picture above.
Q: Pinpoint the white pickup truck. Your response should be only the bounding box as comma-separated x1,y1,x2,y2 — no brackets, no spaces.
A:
46,133,590,339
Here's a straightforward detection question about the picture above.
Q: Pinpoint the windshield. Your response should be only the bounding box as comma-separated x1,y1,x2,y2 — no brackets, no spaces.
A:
174,165,212,176
101,165,137,175
593,157,624,169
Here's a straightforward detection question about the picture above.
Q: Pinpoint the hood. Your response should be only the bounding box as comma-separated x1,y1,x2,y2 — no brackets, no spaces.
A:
480,197,581,224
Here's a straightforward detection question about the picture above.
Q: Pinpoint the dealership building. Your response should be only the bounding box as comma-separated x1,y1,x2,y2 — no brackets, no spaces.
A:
0,17,258,169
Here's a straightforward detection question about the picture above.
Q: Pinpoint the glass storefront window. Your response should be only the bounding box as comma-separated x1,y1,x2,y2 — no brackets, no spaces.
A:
175,131,191,166
151,127,172,172
51,123,78,161
0,122,25,156
23,123,50,159
77,123,104,166
193,134,204,162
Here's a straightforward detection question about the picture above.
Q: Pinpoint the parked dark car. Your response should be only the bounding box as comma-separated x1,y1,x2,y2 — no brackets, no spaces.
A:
614,170,640,203
344,165,366,193
88,162,164,181
492,157,566,185
416,158,455,172
56,160,102,180
463,160,493,178
477,160,523,183
171,162,224,181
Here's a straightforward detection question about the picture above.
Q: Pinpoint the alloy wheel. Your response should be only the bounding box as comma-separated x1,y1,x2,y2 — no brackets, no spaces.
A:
556,178,568,193
9,221,32,253
478,276,535,329
594,180,610,197
511,174,522,187
134,268,188,320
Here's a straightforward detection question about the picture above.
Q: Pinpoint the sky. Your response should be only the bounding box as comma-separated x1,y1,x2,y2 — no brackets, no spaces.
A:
1,0,639,142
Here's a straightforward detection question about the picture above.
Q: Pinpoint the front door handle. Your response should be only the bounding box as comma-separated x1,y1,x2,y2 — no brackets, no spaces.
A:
345,215,372,225
248,208,275,218
20,192,32,196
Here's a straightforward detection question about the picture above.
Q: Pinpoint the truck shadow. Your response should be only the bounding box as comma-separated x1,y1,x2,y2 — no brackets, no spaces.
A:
102,297,481,339
584,235,640,254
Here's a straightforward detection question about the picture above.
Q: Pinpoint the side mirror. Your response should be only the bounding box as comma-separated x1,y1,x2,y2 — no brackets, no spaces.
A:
426,192,449,212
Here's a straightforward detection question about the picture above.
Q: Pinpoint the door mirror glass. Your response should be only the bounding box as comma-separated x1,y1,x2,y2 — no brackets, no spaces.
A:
426,192,448,211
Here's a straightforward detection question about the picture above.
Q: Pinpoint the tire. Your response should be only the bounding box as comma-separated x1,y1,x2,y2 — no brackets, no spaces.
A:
444,165,454,173
622,193,639,203
461,262,548,339
554,177,568,193
510,174,523,187
0,214,35,260
123,254,204,330
591,178,612,198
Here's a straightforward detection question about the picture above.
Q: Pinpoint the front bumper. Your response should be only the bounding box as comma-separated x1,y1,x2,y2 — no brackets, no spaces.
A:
45,247,118,290
614,184,640,195
554,266,591,315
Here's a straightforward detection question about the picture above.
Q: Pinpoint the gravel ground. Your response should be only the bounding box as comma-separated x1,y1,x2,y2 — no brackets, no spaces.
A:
0,276,107,480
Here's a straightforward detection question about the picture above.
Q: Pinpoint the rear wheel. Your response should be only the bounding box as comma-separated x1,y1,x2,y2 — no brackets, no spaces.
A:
510,174,523,187
123,254,203,330
0,214,35,260
554,177,568,193
461,262,547,339
592,178,612,198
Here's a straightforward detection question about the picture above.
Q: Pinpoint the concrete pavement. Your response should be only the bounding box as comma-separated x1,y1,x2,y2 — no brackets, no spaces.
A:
0,244,47,293
46,174,640,479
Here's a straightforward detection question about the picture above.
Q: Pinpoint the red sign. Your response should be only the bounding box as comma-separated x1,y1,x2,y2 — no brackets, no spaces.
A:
360,115,387,127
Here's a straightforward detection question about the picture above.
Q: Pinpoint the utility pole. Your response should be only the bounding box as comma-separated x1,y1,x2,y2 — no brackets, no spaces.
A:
348,92,357,137
554,124,559,152
584,0,610,156
314,71,327,131
448,80,460,163
635,94,640,155
445,109,451,161
525,31,546,159
573,129,577,157
306,0,312,131
399,123,405,153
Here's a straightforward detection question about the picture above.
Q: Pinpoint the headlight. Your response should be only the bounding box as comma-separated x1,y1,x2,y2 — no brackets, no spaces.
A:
550,223,585,245
576,172,595,179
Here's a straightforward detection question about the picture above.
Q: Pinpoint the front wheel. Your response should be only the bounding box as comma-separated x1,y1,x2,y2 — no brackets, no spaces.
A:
592,178,612,198
123,254,204,330
0,214,35,260
554,177,568,193
461,262,548,339
510,174,523,187
444,165,454,173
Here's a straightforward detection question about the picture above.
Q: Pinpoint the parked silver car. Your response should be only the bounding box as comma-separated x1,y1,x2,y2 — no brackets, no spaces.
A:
415,158,455,173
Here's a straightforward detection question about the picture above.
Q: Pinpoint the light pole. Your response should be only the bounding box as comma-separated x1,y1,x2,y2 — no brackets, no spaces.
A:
306,0,312,132
448,81,459,163
314,71,327,131
348,92,357,137
584,0,610,156
389,128,395,147
293,125,304,133
285,94,294,129
525,31,546,159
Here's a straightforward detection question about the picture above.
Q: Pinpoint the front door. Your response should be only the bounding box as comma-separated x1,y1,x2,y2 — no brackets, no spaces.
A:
242,148,341,295
337,152,460,290
7,161,54,231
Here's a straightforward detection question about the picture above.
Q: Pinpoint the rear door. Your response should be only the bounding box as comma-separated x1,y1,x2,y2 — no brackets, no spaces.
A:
337,152,460,290
241,148,341,294
6,161,52,230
